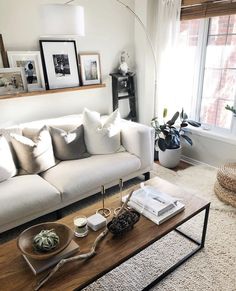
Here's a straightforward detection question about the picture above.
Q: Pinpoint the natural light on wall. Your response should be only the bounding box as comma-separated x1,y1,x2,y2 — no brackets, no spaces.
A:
41,4,85,36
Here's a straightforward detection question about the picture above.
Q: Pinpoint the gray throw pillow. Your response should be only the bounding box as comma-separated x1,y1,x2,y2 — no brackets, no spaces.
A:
49,125,90,160
10,126,55,174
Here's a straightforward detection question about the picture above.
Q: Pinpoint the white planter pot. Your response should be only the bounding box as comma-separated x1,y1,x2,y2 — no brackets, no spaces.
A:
159,147,182,169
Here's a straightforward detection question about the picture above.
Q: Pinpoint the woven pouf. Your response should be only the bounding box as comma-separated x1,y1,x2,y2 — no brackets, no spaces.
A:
214,180,236,208
217,163,236,192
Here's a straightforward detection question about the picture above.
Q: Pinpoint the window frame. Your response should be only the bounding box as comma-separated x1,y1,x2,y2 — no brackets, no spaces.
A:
190,16,236,136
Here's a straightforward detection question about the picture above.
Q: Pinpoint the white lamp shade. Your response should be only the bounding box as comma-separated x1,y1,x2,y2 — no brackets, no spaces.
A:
41,4,85,36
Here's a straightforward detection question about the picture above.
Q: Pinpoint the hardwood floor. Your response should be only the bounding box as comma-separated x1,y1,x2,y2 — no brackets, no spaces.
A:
154,160,192,172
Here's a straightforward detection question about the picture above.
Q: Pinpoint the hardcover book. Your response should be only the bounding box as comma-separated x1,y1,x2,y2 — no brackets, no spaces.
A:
22,240,80,275
122,187,185,225
131,188,175,216
126,199,185,225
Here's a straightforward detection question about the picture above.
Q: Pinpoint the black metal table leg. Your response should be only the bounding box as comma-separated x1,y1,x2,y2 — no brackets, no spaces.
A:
142,203,210,291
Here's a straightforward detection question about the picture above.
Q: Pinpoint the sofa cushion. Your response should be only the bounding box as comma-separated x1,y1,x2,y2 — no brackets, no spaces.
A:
0,135,17,182
83,108,122,154
10,126,55,174
0,175,61,229
49,125,90,160
41,152,141,202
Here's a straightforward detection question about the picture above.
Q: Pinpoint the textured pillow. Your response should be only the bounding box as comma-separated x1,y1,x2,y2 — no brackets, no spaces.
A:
0,135,17,182
83,108,122,154
49,125,90,160
10,126,55,174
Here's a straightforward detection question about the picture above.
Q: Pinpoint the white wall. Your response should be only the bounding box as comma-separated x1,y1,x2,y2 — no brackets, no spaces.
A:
134,0,155,125
182,130,236,167
0,0,135,126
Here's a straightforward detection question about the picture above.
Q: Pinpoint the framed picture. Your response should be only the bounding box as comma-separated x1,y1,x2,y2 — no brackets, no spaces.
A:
39,40,80,90
79,53,101,85
0,54,3,68
7,51,45,92
0,68,27,96
0,34,9,68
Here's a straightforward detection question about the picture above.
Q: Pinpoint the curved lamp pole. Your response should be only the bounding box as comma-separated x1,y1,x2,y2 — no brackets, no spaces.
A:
115,0,158,118
65,0,158,117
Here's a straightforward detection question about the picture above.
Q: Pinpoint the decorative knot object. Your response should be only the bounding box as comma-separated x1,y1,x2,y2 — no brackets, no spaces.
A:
33,229,60,252
107,209,140,236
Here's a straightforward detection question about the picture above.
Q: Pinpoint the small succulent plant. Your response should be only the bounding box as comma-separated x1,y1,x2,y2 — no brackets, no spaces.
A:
33,229,60,252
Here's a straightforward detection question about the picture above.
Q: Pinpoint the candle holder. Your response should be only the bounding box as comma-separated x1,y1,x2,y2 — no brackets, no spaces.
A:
114,178,123,216
74,215,88,237
96,185,111,218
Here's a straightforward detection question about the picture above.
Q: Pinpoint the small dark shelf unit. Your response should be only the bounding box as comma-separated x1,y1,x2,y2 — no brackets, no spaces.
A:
110,72,137,121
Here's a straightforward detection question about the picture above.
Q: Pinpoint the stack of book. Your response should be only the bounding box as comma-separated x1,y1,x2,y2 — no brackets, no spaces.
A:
122,185,185,225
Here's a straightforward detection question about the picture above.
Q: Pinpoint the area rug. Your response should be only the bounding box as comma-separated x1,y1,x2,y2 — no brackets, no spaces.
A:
83,164,236,291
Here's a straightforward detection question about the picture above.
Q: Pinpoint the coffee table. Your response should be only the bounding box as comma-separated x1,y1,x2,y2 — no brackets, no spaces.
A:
0,177,210,290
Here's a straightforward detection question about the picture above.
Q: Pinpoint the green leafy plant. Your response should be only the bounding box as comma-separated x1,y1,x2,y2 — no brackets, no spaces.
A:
33,229,60,252
151,108,201,152
225,104,236,116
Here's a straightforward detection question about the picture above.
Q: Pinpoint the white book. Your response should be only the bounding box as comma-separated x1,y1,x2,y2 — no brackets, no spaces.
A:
130,187,177,216
122,195,185,225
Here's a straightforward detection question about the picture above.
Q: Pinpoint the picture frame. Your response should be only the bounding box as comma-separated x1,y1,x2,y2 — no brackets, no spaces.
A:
0,54,3,68
0,67,27,96
7,51,45,92
0,34,9,68
39,40,80,90
79,53,101,85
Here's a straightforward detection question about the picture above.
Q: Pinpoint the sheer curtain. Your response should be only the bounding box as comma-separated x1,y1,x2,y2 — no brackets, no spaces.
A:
152,0,181,119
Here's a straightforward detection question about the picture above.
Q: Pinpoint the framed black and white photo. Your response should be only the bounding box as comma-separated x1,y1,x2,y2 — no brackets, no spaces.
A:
39,40,80,90
0,54,3,68
7,51,45,91
0,68,27,96
79,53,101,85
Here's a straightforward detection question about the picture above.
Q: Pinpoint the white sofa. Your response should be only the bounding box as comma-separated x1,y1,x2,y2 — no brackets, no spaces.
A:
0,114,154,233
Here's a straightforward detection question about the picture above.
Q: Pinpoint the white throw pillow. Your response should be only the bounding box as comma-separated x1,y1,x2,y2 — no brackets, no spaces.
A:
83,108,122,154
10,126,56,174
0,135,17,182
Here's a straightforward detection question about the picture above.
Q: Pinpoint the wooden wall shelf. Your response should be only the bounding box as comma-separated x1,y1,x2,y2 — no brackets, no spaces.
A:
0,83,106,100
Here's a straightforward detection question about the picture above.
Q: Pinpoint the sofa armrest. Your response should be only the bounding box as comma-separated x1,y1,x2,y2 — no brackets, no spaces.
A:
121,120,154,170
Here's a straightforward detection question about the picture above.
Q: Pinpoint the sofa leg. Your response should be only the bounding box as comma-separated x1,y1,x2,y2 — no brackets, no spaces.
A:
56,210,62,220
144,172,150,181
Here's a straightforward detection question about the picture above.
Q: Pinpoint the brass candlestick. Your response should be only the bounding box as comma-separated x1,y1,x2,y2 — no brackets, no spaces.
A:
96,185,111,218
114,178,123,216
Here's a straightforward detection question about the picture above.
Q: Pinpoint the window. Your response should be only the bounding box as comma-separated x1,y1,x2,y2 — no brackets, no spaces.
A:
177,15,236,135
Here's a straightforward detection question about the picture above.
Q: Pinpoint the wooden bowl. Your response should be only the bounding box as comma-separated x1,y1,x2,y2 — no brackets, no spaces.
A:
17,222,73,260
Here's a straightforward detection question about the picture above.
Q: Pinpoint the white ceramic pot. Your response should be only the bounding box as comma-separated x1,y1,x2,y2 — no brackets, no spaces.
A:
159,147,182,169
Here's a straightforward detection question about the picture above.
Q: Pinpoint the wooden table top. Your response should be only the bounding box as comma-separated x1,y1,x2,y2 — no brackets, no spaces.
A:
0,177,209,291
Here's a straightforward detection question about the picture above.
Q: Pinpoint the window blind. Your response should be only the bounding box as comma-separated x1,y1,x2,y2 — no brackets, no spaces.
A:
181,0,236,20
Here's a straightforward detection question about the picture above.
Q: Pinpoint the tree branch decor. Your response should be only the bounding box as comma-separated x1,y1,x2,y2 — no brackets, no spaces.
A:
34,189,134,290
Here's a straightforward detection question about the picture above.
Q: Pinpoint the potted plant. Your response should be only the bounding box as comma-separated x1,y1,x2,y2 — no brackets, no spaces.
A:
225,104,236,116
151,108,201,168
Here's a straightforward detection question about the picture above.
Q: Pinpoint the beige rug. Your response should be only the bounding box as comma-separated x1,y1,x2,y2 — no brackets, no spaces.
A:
84,164,236,291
